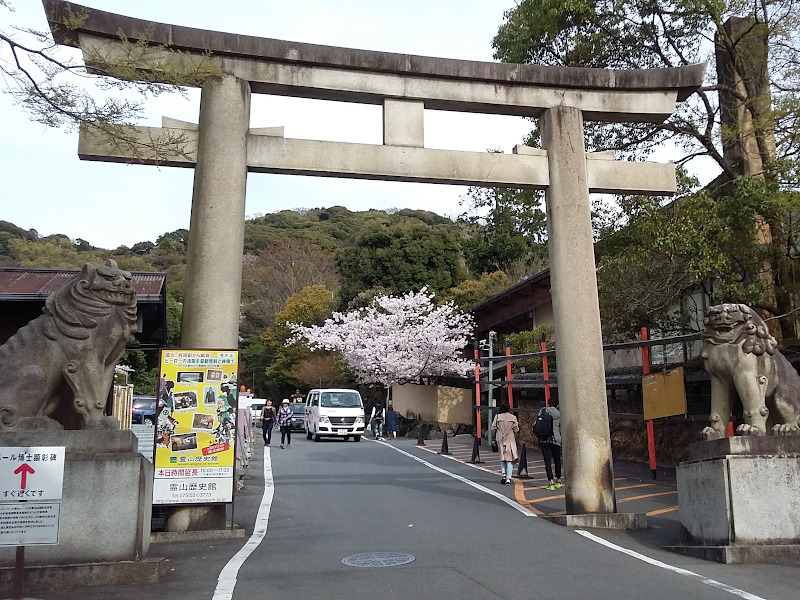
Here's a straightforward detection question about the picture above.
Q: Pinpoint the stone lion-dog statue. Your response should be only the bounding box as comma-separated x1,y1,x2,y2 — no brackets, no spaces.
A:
701,303,800,439
0,260,138,430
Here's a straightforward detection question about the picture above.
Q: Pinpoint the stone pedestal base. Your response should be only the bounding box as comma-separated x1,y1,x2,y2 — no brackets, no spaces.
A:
671,436,800,563
544,513,647,529
0,430,155,577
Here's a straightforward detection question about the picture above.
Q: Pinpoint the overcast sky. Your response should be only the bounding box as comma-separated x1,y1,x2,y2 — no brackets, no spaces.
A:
1,1,717,250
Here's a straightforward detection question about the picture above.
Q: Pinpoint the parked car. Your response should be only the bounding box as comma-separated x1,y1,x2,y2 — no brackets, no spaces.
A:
290,402,306,432
131,396,157,425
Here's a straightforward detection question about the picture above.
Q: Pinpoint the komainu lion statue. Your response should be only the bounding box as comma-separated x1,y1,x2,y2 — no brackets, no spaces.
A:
0,260,138,431
701,303,800,439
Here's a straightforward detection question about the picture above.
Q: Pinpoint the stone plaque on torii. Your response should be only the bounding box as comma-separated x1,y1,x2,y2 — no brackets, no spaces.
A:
42,0,703,525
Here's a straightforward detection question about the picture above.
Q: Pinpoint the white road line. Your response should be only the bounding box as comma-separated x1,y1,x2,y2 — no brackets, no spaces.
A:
212,447,274,600
576,531,766,600
379,440,536,517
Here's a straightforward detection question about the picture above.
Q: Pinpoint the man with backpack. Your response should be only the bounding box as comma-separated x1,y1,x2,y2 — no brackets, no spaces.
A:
369,402,386,440
533,398,562,491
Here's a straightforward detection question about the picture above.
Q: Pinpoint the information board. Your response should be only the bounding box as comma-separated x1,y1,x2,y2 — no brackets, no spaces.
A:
0,446,65,546
154,349,239,504
643,366,687,420
0,503,60,545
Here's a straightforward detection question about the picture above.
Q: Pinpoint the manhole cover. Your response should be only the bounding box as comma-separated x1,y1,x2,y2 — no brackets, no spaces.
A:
341,552,415,568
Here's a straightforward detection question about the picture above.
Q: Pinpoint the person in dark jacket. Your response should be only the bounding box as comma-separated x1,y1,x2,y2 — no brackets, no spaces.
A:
538,399,562,490
385,404,398,439
260,399,277,446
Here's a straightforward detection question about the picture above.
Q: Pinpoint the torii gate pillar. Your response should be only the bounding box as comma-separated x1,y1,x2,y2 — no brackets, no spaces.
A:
182,75,251,350
543,106,615,515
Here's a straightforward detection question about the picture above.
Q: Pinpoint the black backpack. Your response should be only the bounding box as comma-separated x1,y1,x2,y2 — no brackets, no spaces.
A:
533,408,554,440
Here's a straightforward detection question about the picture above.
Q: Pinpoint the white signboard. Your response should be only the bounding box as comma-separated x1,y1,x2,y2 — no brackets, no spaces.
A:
152,470,233,504
0,502,60,545
0,447,65,502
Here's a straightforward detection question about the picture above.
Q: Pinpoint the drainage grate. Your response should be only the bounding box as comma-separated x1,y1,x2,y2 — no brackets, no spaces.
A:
341,552,416,568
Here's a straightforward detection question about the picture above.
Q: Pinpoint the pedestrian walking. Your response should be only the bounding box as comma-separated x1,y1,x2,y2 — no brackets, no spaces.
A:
260,399,277,446
534,399,563,490
491,402,519,485
385,404,398,439
369,402,385,440
277,398,293,449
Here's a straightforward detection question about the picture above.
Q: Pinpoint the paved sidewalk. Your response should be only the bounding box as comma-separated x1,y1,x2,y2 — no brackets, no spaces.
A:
414,433,682,546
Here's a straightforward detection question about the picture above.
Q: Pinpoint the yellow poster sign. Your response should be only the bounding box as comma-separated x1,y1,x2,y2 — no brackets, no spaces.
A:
153,349,239,505
642,366,687,421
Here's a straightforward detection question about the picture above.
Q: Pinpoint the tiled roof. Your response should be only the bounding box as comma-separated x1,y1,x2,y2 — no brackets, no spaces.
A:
0,268,165,302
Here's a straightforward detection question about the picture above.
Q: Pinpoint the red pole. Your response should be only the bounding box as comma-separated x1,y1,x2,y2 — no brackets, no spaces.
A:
541,333,550,407
474,343,481,440
505,338,514,410
642,325,657,480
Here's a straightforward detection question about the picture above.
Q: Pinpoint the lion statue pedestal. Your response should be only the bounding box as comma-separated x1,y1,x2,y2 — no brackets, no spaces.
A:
0,430,165,590
667,303,800,563
669,436,800,563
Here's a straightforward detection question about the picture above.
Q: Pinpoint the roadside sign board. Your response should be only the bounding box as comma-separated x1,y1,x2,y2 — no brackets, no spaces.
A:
154,349,239,504
0,447,65,502
0,446,65,546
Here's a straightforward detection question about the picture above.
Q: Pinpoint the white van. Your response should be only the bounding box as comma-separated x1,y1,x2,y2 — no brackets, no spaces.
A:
304,388,365,442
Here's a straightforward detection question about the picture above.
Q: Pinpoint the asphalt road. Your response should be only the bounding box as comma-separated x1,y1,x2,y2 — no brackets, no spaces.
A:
28,436,800,600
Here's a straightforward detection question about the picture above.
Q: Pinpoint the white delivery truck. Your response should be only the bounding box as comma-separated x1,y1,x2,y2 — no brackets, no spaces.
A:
304,388,366,442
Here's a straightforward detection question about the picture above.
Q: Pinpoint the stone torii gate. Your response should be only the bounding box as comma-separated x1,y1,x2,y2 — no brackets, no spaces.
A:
43,0,703,527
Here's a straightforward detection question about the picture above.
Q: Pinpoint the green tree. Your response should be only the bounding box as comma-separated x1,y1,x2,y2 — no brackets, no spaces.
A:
493,0,800,337
508,324,556,374
441,271,511,309
337,223,466,303
120,348,158,395
459,185,547,278
9,237,108,269
240,237,339,337
264,285,338,388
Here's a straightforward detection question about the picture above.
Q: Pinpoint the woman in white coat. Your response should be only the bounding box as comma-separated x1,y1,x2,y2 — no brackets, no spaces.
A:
491,402,519,485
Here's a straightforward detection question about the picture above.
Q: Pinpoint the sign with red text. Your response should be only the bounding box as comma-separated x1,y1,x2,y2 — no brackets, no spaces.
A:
0,447,65,502
0,446,65,546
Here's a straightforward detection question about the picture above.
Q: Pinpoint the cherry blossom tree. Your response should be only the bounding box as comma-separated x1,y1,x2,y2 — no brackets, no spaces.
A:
290,288,474,388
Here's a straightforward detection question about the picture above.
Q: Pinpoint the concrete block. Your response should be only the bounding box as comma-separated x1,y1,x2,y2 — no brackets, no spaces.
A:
0,431,153,567
383,99,424,147
665,544,800,564
150,525,246,544
689,436,800,461
0,557,168,591
676,444,800,557
0,429,138,454
544,512,647,529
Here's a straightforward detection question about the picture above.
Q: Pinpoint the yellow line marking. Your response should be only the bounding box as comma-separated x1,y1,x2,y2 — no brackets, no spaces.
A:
616,484,655,491
617,490,676,503
647,506,679,516
512,478,543,515
528,493,564,501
